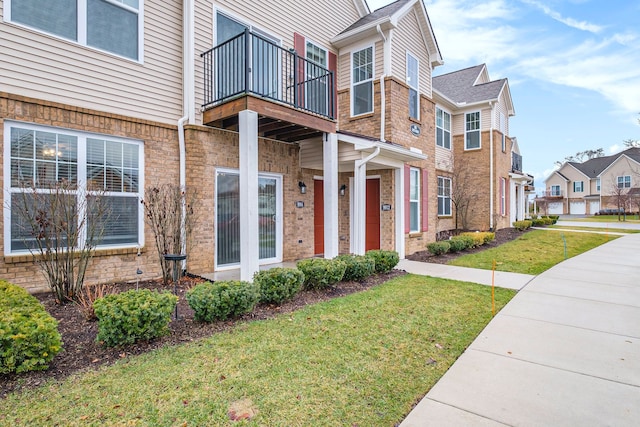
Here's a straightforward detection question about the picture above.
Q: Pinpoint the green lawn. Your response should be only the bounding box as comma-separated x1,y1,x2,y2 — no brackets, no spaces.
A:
560,215,640,223
0,275,515,427
448,230,617,274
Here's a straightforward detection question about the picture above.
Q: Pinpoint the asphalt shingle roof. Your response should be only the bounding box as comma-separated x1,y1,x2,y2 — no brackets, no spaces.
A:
339,0,412,34
432,64,506,104
569,147,640,178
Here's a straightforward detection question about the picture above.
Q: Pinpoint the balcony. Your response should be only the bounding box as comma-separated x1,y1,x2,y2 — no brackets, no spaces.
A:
511,152,522,173
540,190,563,198
201,29,336,142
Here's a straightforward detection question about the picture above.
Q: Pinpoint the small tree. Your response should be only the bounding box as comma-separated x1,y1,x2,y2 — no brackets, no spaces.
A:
609,177,630,221
10,180,110,302
142,184,196,285
448,157,474,230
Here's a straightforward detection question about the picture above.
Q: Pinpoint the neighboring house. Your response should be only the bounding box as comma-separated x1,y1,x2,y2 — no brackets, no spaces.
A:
432,64,530,231
540,147,640,215
1,0,525,293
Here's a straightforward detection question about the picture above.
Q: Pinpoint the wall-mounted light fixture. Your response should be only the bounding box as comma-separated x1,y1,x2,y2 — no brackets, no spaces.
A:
339,184,347,197
298,181,307,194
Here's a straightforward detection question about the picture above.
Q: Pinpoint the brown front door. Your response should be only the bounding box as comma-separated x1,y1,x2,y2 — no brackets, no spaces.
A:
365,178,380,251
314,180,324,255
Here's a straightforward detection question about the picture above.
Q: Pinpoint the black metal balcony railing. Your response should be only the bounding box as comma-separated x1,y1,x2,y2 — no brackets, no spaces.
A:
511,152,522,173
201,29,335,120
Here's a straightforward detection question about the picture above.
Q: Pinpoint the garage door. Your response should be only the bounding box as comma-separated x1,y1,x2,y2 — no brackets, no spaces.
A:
570,201,586,215
589,201,600,215
548,202,563,215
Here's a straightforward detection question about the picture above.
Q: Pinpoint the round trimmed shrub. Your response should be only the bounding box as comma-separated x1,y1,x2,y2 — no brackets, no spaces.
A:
0,280,62,374
365,250,400,273
427,241,450,256
296,258,347,290
253,268,304,305
448,237,467,252
94,289,178,347
186,281,259,322
336,254,376,281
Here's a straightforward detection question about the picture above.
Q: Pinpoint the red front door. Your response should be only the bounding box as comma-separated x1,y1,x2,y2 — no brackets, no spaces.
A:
365,179,380,251
313,180,324,255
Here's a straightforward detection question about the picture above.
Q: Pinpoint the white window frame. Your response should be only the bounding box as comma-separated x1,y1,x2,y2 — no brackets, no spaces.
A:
617,175,631,188
406,52,419,120
573,181,584,192
551,185,561,196
304,38,329,115
409,167,420,233
3,121,145,255
596,178,601,192
351,45,374,117
437,176,452,217
436,107,451,149
5,0,144,62
500,177,506,215
465,111,481,150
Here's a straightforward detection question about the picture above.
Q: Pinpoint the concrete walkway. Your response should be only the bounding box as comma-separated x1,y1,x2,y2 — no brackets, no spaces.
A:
556,220,640,230
401,232,640,426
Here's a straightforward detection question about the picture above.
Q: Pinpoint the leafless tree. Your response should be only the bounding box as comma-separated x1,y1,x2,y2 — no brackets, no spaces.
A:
10,180,110,302
608,176,631,221
554,148,605,168
448,157,474,230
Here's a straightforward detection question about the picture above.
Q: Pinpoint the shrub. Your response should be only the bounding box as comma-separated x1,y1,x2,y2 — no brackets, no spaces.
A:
0,281,62,374
427,241,450,256
482,232,495,244
459,232,484,248
447,237,467,252
186,281,259,322
541,216,556,225
336,254,376,281
253,268,304,305
513,220,532,231
75,283,115,321
94,289,178,347
531,218,546,227
365,250,400,273
296,258,347,290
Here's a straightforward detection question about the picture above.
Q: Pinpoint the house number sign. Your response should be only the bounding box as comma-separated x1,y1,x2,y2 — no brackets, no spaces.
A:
410,124,421,136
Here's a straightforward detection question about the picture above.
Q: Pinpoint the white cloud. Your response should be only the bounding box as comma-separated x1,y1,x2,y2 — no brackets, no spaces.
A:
520,0,604,33
609,144,621,154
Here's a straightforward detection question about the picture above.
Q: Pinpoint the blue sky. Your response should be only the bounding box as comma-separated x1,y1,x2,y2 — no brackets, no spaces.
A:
367,0,640,189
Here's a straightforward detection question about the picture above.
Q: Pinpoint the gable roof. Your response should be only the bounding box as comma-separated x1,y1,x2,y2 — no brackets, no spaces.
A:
545,147,640,183
341,0,410,34
598,147,640,177
433,64,514,115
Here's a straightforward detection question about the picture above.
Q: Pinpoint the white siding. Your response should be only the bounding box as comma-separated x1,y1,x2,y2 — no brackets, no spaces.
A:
391,8,432,97
0,0,184,124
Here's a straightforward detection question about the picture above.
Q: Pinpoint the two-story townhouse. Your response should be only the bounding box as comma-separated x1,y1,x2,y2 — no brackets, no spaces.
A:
1,0,448,291
432,64,527,231
540,147,640,215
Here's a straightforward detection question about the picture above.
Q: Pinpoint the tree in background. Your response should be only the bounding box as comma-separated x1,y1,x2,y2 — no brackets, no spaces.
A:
554,148,605,168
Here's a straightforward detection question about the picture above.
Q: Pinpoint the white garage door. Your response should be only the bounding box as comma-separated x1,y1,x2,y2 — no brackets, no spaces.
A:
589,201,600,215
548,202,563,215
570,201,586,215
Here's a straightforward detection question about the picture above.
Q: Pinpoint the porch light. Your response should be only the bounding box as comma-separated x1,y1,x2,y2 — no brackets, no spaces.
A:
340,184,347,197
298,181,307,194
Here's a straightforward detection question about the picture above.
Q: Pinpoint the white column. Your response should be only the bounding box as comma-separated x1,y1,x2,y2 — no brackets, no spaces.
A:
395,167,405,259
353,161,367,255
239,110,259,281
323,133,339,259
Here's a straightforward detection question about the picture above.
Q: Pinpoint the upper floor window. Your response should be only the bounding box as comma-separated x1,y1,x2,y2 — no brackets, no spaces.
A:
437,176,451,216
351,46,373,116
409,168,420,232
5,122,144,254
406,53,419,120
436,107,451,149
617,175,631,188
573,181,584,192
465,111,481,150
596,178,601,191
7,0,142,61
550,185,561,196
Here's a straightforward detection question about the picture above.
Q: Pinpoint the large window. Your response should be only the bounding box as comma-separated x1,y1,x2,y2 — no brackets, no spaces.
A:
437,176,451,216
8,0,142,60
550,185,561,196
406,53,419,119
409,168,420,232
596,178,601,191
573,181,584,192
352,46,373,116
5,122,143,253
436,107,451,149
465,111,481,149
617,175,631,188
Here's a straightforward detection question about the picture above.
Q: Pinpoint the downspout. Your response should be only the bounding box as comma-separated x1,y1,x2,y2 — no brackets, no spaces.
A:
489,101,495,231
376,24,387,142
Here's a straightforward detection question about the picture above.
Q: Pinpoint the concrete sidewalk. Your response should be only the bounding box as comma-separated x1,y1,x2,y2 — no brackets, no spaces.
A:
401,233,640,426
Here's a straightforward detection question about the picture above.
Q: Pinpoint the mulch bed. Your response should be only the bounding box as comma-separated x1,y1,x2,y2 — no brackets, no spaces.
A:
1,228,529,398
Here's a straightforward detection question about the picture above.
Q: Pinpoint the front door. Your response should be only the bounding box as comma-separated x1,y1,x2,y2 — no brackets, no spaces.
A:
216,170,282,268
314,179,324,255
365,178,380,251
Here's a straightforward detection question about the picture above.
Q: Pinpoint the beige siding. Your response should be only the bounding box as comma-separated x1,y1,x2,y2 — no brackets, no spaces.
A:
0,0,183,124
391,8,433,98
495,94,509,136
600,157,639,196
337,40,383,91
435,146,452,171
545,174,568,195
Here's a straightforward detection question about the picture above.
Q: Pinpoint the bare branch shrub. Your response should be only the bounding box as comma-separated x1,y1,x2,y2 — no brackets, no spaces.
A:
448,157,474,230
75,283,115,320
10,180,110,303
142,184,196,285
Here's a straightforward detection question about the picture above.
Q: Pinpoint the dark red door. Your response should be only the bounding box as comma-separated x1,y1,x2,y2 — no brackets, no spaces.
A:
366,179,380,251
314,180,324,255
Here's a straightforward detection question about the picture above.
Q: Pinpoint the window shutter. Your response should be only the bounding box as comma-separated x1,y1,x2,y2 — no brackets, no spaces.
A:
500,178,505,215
421,169,429,231
329,51,337,118
404,164,410,233
293,32,306,106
